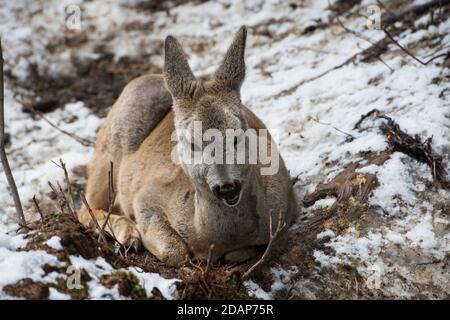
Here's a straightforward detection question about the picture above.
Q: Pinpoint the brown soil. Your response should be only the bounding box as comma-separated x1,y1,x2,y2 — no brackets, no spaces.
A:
3,279,50,300
13,51,162,118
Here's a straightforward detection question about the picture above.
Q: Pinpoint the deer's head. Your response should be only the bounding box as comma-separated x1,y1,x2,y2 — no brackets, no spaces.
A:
164,26,253,207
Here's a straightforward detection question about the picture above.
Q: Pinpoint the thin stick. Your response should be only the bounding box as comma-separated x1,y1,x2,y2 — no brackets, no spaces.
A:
0,39,26,226
80,192,107,243
32,195,44,222
101,162,115,234
334,10,394,73
48,181,65,214
309,116,355,141
59,159,76,218
242,210,286,280
57,181,73,215
383,27,449,66
34,110,94,147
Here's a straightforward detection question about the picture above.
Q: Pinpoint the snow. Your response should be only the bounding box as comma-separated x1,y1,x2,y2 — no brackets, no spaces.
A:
49,288,71,300
0,0,449,299
317,229,335,240
0,227,63,298
44,236,63,250
128,267,179,300
244,280,272,300
68,255,179,299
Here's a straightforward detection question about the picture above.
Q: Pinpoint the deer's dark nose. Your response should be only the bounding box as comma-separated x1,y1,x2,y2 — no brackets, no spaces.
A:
212,181,241,205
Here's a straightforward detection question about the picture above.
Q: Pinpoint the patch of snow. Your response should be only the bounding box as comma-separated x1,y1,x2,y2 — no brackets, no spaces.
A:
45,236,63,250
48,288,71,300
317,229,336,240
128,267,179,300
243,280,272,300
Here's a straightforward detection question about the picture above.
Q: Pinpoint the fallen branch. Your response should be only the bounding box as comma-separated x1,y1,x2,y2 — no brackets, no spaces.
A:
382,27,449,66
0,39,26,226
333,1,394,72
309,116,355,142
303,155,386,208
242,209,286,280
275,53,358,98
354,109,449,188
34,110,94,147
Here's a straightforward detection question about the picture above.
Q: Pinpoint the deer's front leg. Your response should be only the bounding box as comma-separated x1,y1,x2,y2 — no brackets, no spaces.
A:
78,207,141,250
136,206,189,267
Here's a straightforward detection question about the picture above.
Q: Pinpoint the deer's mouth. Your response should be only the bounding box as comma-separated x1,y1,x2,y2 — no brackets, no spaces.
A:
213,181,242,207
223,193,241,207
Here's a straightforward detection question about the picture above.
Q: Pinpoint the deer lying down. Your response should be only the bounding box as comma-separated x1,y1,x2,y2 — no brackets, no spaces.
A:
78,26,298,266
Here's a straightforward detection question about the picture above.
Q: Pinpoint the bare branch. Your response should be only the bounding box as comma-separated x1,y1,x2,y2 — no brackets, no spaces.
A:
58,159,76,218
242,210,286,280
309,116,355,142
383,27,449,66
334,10,394,73
34,110,94,147
32,195,44,222
0,39,26,226
101,162,116,235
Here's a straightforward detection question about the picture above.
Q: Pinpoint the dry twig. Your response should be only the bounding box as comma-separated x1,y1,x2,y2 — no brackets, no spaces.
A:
101,162,116,235
58,159,76,218
32,195,44,222
241,209,286,280
354,109,449,188
34,110,94,147
333,7,394,72
309,116,355,142
382,27,449,66
48,181,66,214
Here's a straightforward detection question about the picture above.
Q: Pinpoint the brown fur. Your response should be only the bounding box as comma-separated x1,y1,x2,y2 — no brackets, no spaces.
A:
78,27,298,266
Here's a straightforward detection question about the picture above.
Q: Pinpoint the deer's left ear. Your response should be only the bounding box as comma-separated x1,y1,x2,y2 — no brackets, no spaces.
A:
214,26,247,91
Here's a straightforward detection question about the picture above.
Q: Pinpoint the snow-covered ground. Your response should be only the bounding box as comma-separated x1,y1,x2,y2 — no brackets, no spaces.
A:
0,0,449,299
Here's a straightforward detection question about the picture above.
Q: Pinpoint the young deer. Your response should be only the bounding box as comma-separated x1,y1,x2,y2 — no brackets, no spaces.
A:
78,26,297,266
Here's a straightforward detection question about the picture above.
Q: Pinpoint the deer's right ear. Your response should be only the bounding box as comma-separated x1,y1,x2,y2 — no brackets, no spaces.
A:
163,36,195,99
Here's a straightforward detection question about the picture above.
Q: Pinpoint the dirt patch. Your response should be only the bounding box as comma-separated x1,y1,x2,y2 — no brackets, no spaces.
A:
13,50,162,118
3,278,50,300
101,271,148,300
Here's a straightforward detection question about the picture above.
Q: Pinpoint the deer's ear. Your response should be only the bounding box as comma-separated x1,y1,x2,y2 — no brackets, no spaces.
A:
163,36,195,98
214,26,247,92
